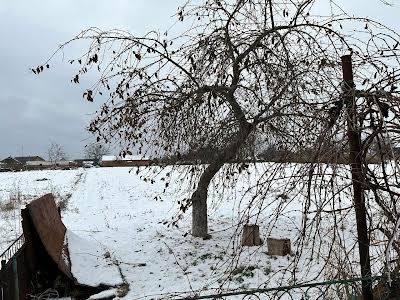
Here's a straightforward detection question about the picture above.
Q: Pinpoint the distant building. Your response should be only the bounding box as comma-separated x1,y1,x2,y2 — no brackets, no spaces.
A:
1,156,23,170
25,161,53,170
100,155,151,167
0,155,80,171
15,156,45,165
0,160,12,171
25,160,78,170
1,156,46,171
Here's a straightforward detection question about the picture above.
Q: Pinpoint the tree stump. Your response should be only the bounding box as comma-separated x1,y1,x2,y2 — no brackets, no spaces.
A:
266,238,291,256
241,224,262,246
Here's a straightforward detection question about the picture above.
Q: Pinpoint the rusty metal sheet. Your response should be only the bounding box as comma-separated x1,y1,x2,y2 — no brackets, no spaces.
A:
27,194,72,279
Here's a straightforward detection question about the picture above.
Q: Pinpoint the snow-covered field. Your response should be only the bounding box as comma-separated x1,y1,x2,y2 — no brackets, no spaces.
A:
0,164,384,299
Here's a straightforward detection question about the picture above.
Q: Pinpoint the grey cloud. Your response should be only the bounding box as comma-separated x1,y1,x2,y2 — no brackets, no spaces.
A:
1,0,399,159
0,0,179,159
0,95,89,158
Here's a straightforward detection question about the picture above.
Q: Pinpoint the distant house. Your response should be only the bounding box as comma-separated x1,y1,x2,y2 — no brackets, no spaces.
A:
0,160,11,171
25,161,53,170
100,155,151,167
1,156,23,170
1,156,46,171
0,155,79,171
25,160,78,170
15,156,45,165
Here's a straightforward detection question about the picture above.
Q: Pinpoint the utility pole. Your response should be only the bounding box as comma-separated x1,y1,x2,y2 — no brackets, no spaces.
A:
341,55,373,300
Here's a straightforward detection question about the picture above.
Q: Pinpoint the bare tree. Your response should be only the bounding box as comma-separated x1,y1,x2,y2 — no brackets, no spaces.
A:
47,141,67,164
84,142,110,161
37,0,340,239
35,1,400,298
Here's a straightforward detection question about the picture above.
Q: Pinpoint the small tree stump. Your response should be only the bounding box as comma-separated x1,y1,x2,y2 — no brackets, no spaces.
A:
241,224,262,246
266,238,291,256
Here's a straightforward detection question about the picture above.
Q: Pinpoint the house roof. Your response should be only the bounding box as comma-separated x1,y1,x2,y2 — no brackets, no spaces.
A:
15,156,45,164
1,156,22,164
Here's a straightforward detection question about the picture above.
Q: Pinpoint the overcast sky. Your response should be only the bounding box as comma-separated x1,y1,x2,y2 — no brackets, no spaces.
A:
0,0,179,159
1,0,399,160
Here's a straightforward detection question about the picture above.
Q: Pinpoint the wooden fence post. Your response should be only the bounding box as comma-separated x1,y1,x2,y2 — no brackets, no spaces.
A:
341,54,373,300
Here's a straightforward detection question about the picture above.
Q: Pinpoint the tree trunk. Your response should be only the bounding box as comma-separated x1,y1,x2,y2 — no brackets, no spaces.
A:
191,165,221,237
342,55,373,300
191,123,252,238
191,188,208,237
191,148,232,237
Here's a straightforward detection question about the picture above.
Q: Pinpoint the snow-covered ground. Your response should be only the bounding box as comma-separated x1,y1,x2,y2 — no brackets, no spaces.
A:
0,164,387,299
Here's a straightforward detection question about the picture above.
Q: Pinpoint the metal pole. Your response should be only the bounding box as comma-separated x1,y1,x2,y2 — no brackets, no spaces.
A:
341,55,373,300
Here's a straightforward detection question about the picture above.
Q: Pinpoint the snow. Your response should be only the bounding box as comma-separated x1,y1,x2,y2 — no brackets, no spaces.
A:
88,289,117,299
0,169,82,254
0,164,393,299
101,155,118,161
65,229,124,287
